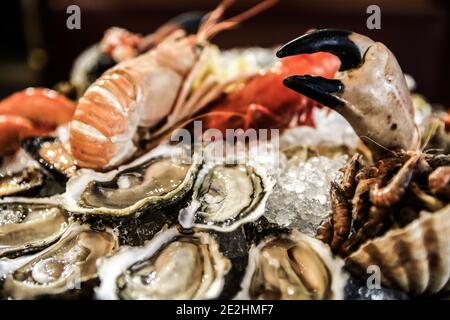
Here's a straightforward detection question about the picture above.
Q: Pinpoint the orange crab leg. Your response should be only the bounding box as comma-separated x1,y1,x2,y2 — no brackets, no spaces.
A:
0,115,35,156
0,88,76,128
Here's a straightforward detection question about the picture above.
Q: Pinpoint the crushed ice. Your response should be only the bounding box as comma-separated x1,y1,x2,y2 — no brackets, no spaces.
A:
264,108,354,236
280,108,359,149
265,154,347,237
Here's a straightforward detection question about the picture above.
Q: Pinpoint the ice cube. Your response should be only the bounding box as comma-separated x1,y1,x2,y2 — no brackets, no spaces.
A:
265,154,347,237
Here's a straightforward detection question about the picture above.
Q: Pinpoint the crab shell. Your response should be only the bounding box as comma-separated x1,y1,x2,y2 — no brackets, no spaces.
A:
334,33,420,155
346,204,450,295
278,30,421,157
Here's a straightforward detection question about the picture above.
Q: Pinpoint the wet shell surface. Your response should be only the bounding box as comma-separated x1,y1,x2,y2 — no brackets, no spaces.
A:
346,204,450,295
2,222,118,299
0,201,69,258
22,136,77,180
179,160,275,232
236,230,347,300
96,227,231,300
61,145,200,216
0,168,44,197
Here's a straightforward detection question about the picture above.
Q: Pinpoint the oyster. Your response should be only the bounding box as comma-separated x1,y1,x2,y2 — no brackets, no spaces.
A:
96,227,231,300
0,148,39,176
61,145,200,216
236,231,347,300
346,204,450,295
2,222,118,299
0,202,68,258
0,168,44,197
179,162,275,232
22,137,77,180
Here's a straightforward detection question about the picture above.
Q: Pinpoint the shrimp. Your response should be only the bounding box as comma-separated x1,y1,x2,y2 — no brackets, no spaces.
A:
369,154,420,207
69,0,278,169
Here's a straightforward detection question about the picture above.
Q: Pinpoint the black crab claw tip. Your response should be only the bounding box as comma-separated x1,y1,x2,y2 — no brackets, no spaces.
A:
170,11,205,34
276,29,362,71
283,75,344,108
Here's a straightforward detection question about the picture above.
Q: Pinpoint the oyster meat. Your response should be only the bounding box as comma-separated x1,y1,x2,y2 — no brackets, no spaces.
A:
236,231,347,300
0,168,44,198
96,227,231,300
179,162,275,232
2,222,118,299
61,145,200,216
0,202,68,258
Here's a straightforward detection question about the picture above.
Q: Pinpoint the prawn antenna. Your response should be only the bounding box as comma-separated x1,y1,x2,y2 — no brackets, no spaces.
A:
197,0,278,42
420,122,438,154
359,135,396,157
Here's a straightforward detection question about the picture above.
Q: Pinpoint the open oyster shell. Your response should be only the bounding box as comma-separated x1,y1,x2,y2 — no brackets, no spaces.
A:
0,201,69,258
96,227,231,300
61,145,200,216
346,204,450,295
236,230,347,300
179,160,275,232
2,222,118,299
0,168,44,198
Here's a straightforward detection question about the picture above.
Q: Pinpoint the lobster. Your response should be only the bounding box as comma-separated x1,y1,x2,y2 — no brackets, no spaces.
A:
202,51,339,131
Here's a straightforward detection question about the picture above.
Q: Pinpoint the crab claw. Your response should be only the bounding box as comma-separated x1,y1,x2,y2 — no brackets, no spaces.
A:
283,75,344,109
277,29,364,71
277,29,420,155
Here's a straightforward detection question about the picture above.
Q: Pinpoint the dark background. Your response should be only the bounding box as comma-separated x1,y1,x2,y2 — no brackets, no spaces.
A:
1,0,449,105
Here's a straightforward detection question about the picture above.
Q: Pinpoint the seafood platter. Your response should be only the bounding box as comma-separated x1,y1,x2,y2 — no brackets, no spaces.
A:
0,0,449,300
